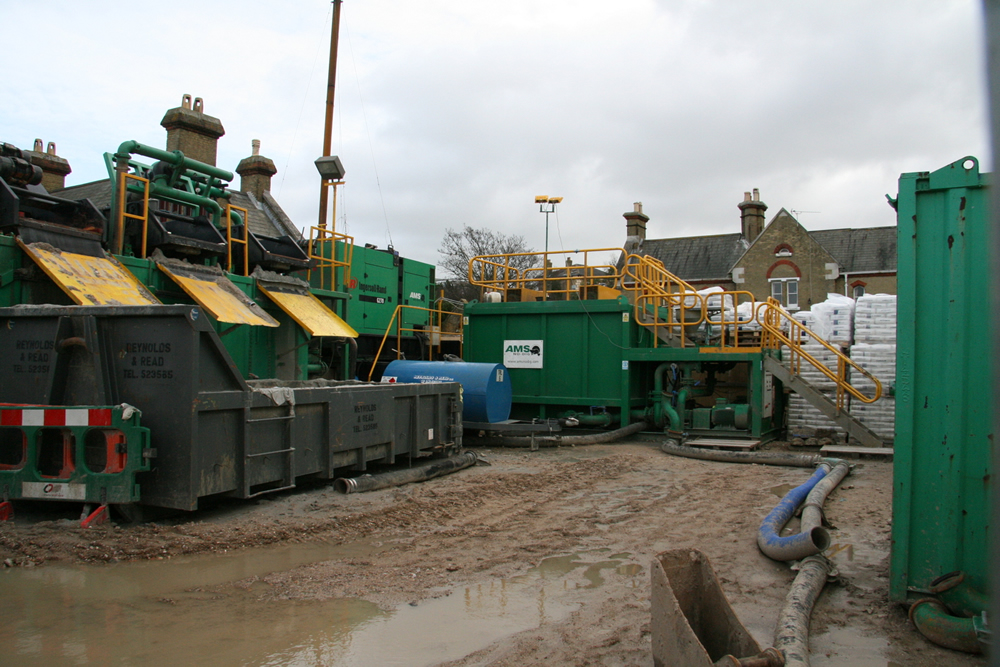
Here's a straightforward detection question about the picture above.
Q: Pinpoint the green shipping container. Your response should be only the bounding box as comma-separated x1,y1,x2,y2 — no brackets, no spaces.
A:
891,156,993,602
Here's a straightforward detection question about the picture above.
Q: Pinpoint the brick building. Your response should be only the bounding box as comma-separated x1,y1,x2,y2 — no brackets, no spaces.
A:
623,191,896,309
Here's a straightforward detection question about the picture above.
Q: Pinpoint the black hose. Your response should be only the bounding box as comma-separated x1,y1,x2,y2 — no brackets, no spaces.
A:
660,440,825,468
467,421,648,448
334,451,477,494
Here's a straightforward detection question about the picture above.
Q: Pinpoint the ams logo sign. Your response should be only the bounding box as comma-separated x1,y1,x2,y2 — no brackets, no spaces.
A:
503,340,543,369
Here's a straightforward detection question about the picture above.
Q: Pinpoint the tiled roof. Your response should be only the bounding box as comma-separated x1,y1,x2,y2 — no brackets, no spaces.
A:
228,191,282,238
54,179,113,210
808,227,896,273
55,180,300,241
641,233,748,282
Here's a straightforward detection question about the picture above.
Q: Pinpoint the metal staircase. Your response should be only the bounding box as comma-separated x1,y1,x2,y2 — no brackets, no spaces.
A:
758,298,884,447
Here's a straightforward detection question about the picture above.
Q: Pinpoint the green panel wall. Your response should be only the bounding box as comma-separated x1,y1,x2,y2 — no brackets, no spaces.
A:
891,156,993,601
464,299,640,423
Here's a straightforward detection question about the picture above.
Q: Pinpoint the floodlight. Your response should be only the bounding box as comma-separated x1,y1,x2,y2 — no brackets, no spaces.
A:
535,195,548,203
315,155,346,181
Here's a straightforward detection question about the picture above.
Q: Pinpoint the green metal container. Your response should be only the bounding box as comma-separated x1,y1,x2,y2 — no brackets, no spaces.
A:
463,297,642,425
891,156,993,602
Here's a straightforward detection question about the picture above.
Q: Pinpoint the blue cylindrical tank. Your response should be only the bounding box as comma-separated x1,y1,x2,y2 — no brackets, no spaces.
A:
383,360,512,423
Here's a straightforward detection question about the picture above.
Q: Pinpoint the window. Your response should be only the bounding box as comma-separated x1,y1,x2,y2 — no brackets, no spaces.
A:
853,284,865,299
769,278,800,310
787,280,799,309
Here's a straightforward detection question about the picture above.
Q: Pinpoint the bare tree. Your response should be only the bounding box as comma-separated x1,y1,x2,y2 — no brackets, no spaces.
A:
437,226,538,283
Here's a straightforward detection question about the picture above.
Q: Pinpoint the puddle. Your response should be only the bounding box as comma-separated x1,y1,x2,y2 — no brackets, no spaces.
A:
770,483,795,497
1,545,642,665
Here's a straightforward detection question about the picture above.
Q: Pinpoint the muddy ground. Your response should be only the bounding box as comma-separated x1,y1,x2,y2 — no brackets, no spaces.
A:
0,440,986,666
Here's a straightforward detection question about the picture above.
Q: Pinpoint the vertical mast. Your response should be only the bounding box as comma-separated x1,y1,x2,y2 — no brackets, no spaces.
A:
318,0,343,229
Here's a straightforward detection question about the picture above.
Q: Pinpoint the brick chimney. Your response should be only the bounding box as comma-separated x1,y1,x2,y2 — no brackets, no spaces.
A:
160,94,225,166
25,139,71,192
738,188,767,242
236,139,278,199
623,202,648,240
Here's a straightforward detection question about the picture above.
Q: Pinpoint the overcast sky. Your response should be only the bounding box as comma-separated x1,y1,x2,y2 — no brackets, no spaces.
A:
3,1,989,276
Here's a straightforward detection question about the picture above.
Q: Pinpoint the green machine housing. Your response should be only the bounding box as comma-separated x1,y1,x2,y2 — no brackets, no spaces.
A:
462,296,784,441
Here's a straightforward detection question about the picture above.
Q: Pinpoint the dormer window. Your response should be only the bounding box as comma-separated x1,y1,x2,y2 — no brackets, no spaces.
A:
774,243,793,257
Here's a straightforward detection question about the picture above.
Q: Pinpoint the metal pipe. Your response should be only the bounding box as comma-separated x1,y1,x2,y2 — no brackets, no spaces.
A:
115,140,233,181
774,554,832,667
318,0,343,229
928,571,990,618
472,421,647,448
909,598,984,654
713,648,785,667
653,363,682,431
562,411,614,428
659,441,830,468
757,466,831,562
334,451,477,494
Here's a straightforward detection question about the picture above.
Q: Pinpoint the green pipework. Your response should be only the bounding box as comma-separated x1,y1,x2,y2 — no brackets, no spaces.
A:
560,411,613,427
908,598,984,654
652,363,682,431
929,571,989,618
115,140,234,182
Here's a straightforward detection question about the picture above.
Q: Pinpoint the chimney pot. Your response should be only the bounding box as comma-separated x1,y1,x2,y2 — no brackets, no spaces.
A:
161,95,226,167
237,142,278,199
738,188,767,242
26,140,71,191
624,202,650,241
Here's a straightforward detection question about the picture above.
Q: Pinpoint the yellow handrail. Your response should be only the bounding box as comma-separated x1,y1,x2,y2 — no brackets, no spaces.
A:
624,253,704,348
468,248,624,301
366,304,465,381
307,226,354,292
115,172,150,256
224,203,250,276
757,297,882,409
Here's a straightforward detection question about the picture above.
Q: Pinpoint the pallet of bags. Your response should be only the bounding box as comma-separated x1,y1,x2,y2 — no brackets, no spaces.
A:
849,342,896,442
787,392,848,440
853,294,897,344
811,293,856,345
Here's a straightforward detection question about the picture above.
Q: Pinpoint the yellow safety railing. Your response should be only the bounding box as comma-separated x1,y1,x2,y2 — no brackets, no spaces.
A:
224,203,250,276
623,253,706,348
307,226,354,292
699,290,761,352
115,171,150,256
468,248,624,301
366,304,464,381
758,297,881,409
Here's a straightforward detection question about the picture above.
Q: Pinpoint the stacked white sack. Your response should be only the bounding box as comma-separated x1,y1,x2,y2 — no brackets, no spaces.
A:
850,294,897,442
811,293,856,345
853,294,897,344
784,309,849,437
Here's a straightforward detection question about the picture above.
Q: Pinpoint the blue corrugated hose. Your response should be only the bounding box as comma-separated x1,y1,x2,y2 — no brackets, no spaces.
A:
757,465,829,562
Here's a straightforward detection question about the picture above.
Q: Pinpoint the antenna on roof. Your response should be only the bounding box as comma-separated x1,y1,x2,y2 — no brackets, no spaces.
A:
790,210,819,218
